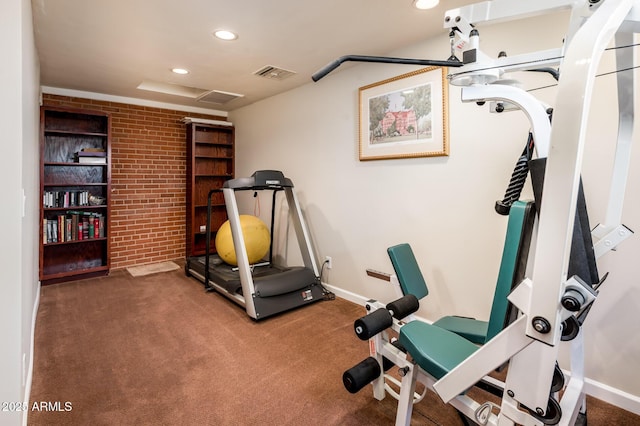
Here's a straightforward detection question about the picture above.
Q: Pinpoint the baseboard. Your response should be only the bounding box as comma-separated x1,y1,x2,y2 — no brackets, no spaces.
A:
584,377,640,416
322,283,370,306
22,281,41,426
326,282,640,416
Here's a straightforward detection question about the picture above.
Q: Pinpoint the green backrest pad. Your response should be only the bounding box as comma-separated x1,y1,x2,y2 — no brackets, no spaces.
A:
387,243,429,300
484,200,531,343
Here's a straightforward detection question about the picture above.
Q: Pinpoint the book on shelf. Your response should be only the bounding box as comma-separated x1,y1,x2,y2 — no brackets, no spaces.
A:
76,149,106,156
75,150,107,164
94,216,100,238
57,215,64,243
52,220,56,243
88,217,93,239
100,216,104,238
78,157,107,164
71,214,78,241
74,148,107,164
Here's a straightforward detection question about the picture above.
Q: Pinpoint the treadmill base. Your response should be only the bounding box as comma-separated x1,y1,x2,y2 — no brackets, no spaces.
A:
186,255,325,320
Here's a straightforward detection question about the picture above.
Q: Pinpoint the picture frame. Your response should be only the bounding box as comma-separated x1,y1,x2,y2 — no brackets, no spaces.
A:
358,66,449,161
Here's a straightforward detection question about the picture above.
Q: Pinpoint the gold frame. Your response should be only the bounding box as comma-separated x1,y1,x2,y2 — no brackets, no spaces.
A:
358,66,449,161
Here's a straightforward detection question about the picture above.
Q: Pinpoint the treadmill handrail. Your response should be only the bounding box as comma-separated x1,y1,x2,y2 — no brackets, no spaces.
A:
204,188,224,290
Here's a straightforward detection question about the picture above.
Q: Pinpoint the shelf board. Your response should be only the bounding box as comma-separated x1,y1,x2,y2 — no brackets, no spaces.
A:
194,231,219,236
41,265,109,281
43,237,108,247
194,155,232,159
44,182,108,187
194,141,233,146
44,162,107,166
44,206,106,212
45,129,108,137
194,204,225,209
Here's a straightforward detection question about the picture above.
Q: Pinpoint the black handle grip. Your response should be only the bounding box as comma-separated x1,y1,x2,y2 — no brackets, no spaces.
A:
312,58,344,82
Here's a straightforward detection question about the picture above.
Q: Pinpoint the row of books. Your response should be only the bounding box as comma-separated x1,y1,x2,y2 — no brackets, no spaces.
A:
43,212,105,244
43,190,93,208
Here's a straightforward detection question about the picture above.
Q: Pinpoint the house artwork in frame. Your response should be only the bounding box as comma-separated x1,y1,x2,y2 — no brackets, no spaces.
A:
359,66,449,161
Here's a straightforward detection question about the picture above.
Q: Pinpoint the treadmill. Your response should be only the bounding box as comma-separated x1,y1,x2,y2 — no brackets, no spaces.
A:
186,170,325,320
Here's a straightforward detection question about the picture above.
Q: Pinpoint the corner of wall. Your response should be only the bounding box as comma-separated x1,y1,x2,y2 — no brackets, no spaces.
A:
22,282,40,426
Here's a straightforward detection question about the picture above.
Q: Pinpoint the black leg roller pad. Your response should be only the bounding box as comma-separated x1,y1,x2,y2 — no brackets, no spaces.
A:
343,357,382,394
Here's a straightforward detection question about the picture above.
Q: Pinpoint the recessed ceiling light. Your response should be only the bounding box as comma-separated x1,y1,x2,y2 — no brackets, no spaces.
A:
413,0,439,10
214,30,238,41
172,68,189,75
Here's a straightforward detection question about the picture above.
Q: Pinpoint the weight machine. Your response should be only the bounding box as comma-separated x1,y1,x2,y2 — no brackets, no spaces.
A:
313,0,637,424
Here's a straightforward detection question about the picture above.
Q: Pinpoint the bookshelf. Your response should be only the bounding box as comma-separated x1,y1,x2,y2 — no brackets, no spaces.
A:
186,122,234,257
39,106,111,285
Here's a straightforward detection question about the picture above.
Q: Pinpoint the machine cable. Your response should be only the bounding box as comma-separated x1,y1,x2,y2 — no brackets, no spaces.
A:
318,259,336,300
495,132,536,215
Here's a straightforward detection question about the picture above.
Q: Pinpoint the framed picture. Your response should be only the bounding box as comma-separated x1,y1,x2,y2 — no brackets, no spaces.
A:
358,66,449,161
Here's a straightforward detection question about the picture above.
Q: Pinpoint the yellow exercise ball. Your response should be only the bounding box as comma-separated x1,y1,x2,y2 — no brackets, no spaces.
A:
215,215,271,266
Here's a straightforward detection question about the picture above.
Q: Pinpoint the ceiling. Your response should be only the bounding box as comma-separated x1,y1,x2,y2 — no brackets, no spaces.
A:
32,0,477,113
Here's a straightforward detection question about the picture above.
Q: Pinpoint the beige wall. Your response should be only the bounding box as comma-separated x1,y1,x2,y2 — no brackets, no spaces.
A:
0,0,40,425
230,13,640,408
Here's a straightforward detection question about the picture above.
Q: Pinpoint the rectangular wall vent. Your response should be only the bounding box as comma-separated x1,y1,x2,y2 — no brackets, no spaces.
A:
253,65,297,80
196,90,244,105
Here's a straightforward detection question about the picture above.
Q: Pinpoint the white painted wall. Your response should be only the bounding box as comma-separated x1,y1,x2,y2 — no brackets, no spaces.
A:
230,13,640,408
20,0,42,422
0,0,41,425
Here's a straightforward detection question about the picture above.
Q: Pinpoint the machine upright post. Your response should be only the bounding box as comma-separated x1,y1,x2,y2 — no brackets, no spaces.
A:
285,187,320,277
222,187,258,319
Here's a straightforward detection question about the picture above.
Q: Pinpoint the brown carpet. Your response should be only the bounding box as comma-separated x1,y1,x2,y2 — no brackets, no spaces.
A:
29,265,640,425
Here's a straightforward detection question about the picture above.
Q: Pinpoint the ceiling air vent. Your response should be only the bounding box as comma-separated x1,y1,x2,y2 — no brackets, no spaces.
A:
253,65,297,80
196,90,244,105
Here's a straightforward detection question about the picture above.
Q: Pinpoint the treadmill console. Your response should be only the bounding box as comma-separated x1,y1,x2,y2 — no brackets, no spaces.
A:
224,170,294,190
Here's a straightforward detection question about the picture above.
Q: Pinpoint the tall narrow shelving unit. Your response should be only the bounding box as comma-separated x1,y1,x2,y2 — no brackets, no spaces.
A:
39,106,111,285
186,122,235,257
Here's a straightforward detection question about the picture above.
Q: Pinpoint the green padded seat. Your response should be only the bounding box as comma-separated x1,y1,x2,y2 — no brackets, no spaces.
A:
399,320,479,380
432,316,488,345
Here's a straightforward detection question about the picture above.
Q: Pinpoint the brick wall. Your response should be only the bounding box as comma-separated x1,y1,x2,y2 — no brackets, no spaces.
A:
43,94,227,269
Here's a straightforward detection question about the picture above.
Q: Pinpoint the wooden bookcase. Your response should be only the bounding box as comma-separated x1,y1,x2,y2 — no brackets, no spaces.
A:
186,122,235,257
39,106,111,285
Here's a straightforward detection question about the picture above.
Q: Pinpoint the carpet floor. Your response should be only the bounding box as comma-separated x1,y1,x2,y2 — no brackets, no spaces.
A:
29,264,640,425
